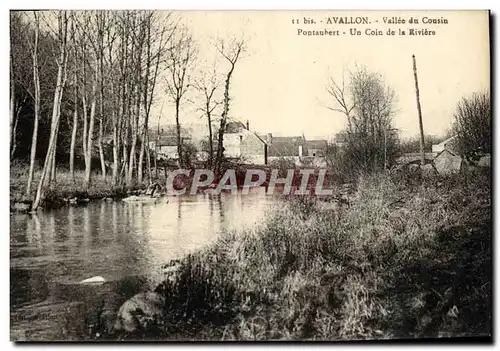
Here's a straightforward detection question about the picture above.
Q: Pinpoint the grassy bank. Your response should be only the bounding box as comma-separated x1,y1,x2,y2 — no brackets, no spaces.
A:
10,163,137,209
10,161,333,210
151,168,491,340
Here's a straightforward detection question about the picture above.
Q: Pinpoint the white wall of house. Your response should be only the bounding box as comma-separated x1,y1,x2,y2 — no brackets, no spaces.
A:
223,133,243,158
432,144,445,153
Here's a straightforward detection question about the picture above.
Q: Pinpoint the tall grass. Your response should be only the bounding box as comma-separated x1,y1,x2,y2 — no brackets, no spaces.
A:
150,168,491,340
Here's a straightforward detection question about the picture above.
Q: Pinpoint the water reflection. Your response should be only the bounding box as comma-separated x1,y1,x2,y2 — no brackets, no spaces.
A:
10,188,275,340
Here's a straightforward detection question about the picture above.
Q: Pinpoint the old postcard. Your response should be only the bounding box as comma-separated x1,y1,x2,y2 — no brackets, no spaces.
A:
9,10,491,342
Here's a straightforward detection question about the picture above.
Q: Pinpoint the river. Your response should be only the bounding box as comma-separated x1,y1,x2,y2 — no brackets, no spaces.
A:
10,188,275,341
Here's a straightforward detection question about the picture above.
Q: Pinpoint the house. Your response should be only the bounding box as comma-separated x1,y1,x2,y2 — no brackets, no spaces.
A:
267,136,307,158
306,140,328,157
433,149,463,175
221,121,268,165
148,131,196,161
149,135,181,160
266,135,329,167
432,135,457,153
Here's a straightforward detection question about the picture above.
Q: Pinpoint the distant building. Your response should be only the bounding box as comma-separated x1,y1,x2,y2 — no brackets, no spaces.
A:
149,135,188,160
267,136,307,158
222,121,268,165
266,135,328,168
306,140,328,157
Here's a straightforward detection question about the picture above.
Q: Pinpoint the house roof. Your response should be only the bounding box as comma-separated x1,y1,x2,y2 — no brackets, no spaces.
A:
435,148,459,158
306,140,328,150
435,135,457,147
155,135,192,147
250,132,267,146
157,136,178,146
225,121,246,133
268,136,306,157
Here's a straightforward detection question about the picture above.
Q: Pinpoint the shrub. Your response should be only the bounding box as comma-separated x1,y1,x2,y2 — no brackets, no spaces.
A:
453,92,491,161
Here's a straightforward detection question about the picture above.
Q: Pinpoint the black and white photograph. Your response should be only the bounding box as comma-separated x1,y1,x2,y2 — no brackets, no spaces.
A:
8,9,491,342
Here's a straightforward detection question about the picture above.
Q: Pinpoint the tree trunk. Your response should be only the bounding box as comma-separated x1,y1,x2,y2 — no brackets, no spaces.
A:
98,117,106,180
112,78,122,187
33,12,68,211
175,100,182,168
26,18,40,196
10,100,21,160
146,134,152,183
48,123,59,184
215,68,234,174
98,18,106,182
138,133,146,184
127,85,140,186
69,72,78,182
10,74,16,159
84,67,97,191
112,124,119,186
154,115,160,179
81,54,89,170
207,106,214,168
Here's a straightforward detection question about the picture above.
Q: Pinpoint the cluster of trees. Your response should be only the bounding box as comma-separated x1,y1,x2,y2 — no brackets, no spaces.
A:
325,66,399,177
10,10,246,209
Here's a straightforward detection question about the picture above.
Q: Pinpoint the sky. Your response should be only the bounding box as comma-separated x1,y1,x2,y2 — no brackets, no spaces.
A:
154,10,490,140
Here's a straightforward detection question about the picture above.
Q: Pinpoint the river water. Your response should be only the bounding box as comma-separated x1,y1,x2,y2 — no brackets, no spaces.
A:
10,188,275,341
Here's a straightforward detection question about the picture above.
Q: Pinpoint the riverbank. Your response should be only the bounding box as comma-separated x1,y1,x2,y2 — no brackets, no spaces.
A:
10,164,151,211
149,168,491,340
10,162,333,211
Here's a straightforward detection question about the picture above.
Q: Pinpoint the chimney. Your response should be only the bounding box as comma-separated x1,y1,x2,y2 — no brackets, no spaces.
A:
246,120,249,130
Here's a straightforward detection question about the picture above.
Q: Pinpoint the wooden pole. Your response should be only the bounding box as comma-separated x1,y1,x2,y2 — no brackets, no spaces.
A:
412,54,425,166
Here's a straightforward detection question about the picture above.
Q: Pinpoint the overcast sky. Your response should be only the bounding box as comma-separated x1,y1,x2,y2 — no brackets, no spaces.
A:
156,10,490,140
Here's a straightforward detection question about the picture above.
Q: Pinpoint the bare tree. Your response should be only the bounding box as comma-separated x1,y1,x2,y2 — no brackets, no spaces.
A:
68,17,79,181
72,12,98,191
25,11,41,196
213,37,246,174
138,12,174,184
96,11,107,181
194,65,221,168
33,11,70,210
10,12,33,160
9,13,22,160
111,11,131,187
165,28,196,168
326,65,397,173
10,56,15,157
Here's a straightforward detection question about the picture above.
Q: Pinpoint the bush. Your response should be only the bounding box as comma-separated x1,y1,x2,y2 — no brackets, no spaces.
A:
453,92,491,161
